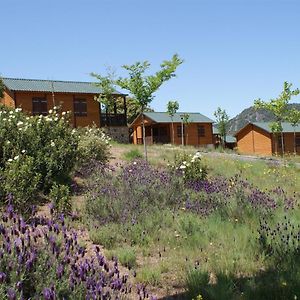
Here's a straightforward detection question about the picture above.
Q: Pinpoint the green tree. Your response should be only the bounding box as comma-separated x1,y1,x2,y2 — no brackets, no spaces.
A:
167,100,179,144
254,82,300,155
116,54,183,160
91,67,117,123
287,108,300,155
214,107,229,148
0,78,4,99
180,113,190,146
116,97,153,124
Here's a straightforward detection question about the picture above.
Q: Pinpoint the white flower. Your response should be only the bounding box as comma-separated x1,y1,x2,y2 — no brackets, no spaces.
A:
179,165,186,169
8,158,13,162
14,155,19,160
21,150,26,154
6,141,10,144
133,161,137,165
17,121,23,126
15,108,22,112
62,112,66,116
49,109,53,114
50,141,55,147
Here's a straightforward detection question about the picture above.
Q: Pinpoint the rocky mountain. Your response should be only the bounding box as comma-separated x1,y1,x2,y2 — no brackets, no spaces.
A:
228,103,300,134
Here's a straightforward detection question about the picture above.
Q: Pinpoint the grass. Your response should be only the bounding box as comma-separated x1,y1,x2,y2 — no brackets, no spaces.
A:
122,148,143,161
78,143,300,298
106,247,137,269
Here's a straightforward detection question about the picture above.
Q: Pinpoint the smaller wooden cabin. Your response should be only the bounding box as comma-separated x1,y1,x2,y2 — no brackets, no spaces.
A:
235,122,300,155
130,112,214,146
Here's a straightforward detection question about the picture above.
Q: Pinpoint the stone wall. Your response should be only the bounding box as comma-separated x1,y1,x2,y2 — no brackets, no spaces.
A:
102,126,129,143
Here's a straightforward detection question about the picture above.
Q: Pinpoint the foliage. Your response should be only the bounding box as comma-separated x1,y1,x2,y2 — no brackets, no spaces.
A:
85,160,183,225
287,108,300,127
0,106,78,190
122,148,143,161
91,67,117,113
172,151,208,182
0,206,144,299
0,78,4,99
2,156,41,215
116,54,183,159
76,127,110,169
167,100,179,118
49,183,71,215
214,107,229,148
167,100,179,144
107,247,137,269
0,106,110,214
254,81,300,153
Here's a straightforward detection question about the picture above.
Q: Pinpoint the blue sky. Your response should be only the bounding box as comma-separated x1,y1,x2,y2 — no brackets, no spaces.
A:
1,0,300,118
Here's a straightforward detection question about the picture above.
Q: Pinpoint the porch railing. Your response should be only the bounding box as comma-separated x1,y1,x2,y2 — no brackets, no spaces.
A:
100,113,127,126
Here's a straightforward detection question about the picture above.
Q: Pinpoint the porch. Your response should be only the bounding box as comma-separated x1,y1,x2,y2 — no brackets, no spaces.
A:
136,124,171,145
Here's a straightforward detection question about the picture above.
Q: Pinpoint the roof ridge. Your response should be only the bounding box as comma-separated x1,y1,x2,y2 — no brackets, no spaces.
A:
145,111,203,114
3,77,96,85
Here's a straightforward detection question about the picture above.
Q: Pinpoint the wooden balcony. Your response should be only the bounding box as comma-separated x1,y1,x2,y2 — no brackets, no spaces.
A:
100,113,127,127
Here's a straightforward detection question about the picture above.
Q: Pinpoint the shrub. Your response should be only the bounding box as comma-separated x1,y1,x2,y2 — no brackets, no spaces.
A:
76,127,110,170
85,160,183,225
172,151,208,182
0,106,78,213
2,155,41,215
49,183,71,215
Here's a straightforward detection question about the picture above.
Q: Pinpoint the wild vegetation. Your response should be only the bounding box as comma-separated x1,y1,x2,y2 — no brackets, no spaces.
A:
0,103,300,299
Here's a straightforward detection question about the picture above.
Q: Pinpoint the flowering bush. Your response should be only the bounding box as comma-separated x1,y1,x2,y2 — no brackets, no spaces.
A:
0,106,79,212
172,151,208,182
86,160,183,225
0,205,147,299
2,156,41,215
76,127,110,171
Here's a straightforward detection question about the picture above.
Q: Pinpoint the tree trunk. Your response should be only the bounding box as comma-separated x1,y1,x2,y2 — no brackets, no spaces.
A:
281,131,285,156
171,120,174,144
141,110,148,161
294,128,296,156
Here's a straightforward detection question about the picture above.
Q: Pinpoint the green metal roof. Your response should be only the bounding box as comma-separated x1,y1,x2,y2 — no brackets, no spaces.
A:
253,122,300,133
3,77,125,95
144,112,214,123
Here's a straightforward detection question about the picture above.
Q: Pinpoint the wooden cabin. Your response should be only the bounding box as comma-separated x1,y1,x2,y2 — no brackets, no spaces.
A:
235,122,300,155
0,77,127,130
130,112,214,146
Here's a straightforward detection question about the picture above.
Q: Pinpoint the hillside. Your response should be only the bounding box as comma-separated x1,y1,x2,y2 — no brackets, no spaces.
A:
228,103,300,134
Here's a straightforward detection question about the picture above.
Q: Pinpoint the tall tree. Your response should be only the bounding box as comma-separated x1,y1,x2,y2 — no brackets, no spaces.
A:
167,100,179,144
254,82,300,155
0,78,4,99
214,107,229,148
116,54,183,160
287,108,300,155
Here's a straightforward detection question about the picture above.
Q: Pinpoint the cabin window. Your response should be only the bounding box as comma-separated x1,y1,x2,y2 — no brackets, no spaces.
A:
177,125,185,137
74,99,87,116
198,125,205,137
32,98,48,116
